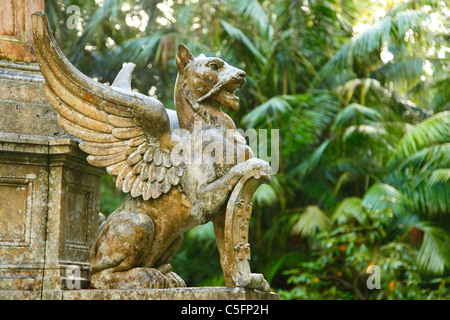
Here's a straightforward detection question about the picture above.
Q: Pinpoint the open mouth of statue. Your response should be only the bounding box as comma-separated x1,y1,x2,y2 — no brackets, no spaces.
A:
213,80,244,111
221,83,241,99
196,78,245,111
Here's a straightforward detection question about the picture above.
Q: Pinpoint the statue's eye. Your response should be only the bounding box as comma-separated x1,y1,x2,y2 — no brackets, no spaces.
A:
208,62,219,71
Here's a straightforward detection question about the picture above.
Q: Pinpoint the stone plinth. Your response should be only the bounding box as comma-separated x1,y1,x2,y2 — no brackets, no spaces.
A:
0,133,103,299
51,287,279,300
0,59,68,136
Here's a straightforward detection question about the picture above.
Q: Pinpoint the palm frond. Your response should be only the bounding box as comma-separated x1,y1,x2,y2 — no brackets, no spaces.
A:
252,175,282,206
220,20,266,64
388,111,450,167
396,143,450,173
428,168,450,185
362,183,411,217
399,215,450,275
337,78,387,105
409,170,450,216
417,233,449,276
262,252,308,283
119,33,162,64
318,8,429,79
229,0,270,35
343,124,387,142
332,171,354,196
430,79,450,112
391,9,429,38
291,205,331,237
75,0,122,46
377,57,424,87
331,103,382,131
242,95,292,127
293,140,330,178
332,197,365,225
186,222,215,242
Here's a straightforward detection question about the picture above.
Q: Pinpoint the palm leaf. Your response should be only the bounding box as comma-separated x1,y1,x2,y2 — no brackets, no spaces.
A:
331,103,382,131
252,175,282,206
318,8,429,79
332,197,366,225
388,111,450,167
119,33,162,64
186,222,215,242
74,0,122,48
409,170,450,216
399,215,450,275
229,0,270,35
396,143,450,173
242,95,292,127
343,124,387,142
428,168,450,185
291,205,331,237
220,20,267,64
417,233,449,276
362,183,411,217
293,140,330,178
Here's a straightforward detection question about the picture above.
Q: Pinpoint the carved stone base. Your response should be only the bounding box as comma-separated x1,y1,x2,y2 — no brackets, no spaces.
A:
0,133,103,294
0,287,279,300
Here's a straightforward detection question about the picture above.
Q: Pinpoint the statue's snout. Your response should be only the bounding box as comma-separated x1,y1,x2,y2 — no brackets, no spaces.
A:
237,69,246,79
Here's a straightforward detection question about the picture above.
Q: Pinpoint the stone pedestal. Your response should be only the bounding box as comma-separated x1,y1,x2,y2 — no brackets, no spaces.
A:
0,133,103,299
41,287,279,300
0,29,103,298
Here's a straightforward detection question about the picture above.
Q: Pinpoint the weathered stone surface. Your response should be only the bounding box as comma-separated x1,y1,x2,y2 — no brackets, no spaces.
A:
0,0,44,62
0,133,103,296
0,287,279,300
61,287,279,300
0,134,49,293
0,59,69,136
0,290,41,300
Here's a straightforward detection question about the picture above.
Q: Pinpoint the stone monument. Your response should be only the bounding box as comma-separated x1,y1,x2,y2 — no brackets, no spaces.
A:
0,2,278,300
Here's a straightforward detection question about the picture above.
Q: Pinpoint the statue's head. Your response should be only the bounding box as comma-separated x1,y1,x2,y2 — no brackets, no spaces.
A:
175,44,246,111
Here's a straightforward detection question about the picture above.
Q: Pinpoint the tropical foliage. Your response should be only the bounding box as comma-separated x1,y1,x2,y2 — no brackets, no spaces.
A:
45,0,449,299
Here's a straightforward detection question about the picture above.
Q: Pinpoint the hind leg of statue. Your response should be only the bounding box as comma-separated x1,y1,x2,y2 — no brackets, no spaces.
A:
89,211,183,289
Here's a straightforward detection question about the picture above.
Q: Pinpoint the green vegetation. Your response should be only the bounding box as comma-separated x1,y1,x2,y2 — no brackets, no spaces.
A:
46,0,449,299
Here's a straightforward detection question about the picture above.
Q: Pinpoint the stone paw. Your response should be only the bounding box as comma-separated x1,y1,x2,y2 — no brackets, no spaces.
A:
157,264,186,288
245,273,270,292
165,271,186,288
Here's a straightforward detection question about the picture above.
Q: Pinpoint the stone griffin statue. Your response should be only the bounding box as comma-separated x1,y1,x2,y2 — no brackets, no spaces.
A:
31,12,272,292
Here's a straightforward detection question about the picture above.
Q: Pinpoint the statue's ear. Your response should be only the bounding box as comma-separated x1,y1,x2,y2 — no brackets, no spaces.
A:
176,44,194,72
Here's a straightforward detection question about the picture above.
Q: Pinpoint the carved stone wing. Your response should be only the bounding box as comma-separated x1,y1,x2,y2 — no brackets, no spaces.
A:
31,12,184,201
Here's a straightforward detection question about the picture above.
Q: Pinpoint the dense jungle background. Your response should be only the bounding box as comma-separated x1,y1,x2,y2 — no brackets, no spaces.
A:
45,0,449,299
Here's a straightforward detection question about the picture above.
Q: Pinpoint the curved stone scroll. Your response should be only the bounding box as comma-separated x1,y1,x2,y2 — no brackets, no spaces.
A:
222,170,271,292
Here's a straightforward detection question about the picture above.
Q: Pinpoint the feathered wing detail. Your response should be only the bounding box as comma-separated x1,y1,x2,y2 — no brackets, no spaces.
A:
31,12,184,200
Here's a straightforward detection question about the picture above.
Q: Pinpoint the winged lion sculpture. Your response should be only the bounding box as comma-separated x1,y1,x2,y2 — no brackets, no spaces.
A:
31,12,272,292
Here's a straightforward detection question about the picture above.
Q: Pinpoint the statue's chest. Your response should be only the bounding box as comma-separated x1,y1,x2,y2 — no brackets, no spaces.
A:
194,110,232,132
